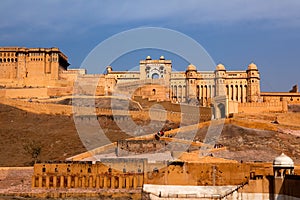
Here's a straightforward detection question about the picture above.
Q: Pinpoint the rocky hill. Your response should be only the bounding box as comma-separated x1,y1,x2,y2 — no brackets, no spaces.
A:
0,99,299,166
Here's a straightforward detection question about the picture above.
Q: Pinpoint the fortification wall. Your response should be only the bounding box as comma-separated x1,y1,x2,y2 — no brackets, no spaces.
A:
238,101,288,113
0,97,72,115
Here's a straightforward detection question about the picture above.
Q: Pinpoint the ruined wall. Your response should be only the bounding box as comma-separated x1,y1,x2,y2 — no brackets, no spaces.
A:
117,140,166,156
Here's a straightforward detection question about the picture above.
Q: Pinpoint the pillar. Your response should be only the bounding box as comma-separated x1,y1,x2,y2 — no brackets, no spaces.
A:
38,176,43,188
67,176,71,188
133,175,138,189
243,85,247,103
31,176,36,188
119,176,123,189
53,176,57,188
81,176,86,188
126,176,130,189
100,176,104,188
60,176,64,188
103,176,107,189
89,176,93,188
233,85,236,101
138,174,144,187
111,176,115,189
74,176,79,188
96,176,100,188
46,176,50,188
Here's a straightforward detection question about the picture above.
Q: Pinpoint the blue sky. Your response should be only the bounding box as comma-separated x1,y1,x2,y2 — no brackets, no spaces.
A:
0,0,299,91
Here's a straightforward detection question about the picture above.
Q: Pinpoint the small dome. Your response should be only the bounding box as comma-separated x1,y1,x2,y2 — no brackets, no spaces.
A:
106,66,112,72
146,56,151,60
216,64,226,71
187,64,197,71
248,63,257,70
273,153,294,168
160,56,165,60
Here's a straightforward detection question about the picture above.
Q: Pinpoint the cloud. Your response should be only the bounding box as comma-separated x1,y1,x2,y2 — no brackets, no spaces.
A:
1,0,300,29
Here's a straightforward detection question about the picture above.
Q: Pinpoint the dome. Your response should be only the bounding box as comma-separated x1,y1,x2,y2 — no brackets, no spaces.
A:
273,153,294,168
106,66,112,72
216,64,226,71
186,64,197,71
248,63,257,70
146,56,151,60
159,56,165,60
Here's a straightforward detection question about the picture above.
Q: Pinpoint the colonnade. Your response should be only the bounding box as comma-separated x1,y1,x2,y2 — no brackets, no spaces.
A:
32,173,144,189
227,85,247,103
171,85,186,102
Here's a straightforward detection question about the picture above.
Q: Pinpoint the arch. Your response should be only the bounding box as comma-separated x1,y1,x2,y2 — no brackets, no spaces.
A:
215,103,226,119
152,73,159,79
152,89,156,95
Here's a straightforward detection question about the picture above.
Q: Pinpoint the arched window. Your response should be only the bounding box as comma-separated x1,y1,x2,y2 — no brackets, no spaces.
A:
152,73,159,79
152,89,156,95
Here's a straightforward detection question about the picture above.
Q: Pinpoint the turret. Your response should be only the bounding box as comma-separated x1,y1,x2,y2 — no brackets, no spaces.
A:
246,63,260,102
214,64,226,97
186,64,197,100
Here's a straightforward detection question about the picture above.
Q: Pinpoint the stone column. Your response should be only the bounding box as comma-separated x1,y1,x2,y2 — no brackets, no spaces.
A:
89,176,93,188
233,85,236,101
96,176,100,188
207,85,211,99
99,176,103,188
138,174,144,187
45,176,50,188
243,85,247,103
119,176,123,189
103,176,107,189
74,176,79,188
67,176,71,188
126,176,130,189
133,175,138,189
199,85,202,101
60,176,64,188
31,176,36,188
53,176,57,188
81,176,86,188
38,176,43,188
111,176,115,189
237,85,241,102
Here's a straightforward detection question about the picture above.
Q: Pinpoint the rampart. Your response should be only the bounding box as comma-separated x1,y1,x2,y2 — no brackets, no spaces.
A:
238,101,288,113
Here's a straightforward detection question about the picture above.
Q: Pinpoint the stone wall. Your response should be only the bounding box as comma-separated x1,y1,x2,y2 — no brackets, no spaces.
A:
33,162,144,189
238,101,288,113
117,140,166,156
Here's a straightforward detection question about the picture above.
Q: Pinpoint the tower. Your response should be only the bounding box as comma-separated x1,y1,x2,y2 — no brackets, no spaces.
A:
186,64,197,103
247,63,260,102
214,63,226,97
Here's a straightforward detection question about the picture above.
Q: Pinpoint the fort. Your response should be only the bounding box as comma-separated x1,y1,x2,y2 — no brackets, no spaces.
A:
0,47,299,117
1,46,300,199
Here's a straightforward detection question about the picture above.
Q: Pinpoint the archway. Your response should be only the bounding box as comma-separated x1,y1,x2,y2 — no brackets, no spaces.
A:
152,73,159,79
216,103,226,119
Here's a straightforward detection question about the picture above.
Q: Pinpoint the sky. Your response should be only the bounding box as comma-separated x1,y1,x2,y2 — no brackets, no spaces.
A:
0,0,300,92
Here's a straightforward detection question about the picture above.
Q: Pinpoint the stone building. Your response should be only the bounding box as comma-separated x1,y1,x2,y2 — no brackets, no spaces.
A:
0,47,84,88
1,47,299,116
106,56,261,106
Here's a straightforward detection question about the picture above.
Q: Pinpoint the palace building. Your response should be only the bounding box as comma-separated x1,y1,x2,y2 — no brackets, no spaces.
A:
0,47,299,117
105,55,261,106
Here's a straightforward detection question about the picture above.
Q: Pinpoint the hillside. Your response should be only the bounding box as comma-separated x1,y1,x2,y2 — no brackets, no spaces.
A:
0,99,300,166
